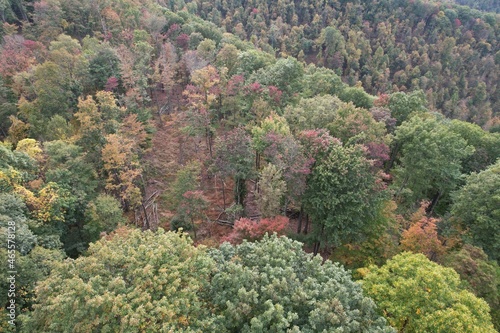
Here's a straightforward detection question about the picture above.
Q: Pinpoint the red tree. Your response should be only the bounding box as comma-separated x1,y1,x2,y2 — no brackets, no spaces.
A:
224,216,289,244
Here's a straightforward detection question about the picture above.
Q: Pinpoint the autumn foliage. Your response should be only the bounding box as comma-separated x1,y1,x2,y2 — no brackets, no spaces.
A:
400,202,447,261
223,216,289,244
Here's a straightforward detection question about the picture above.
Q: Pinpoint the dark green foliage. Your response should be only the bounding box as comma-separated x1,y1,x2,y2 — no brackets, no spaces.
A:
83,194,125,242
0,143,37,184
448,120,500,174
0,246,65,321
44,140,99,199
338,86,375,109
0,77,17,137
209,234,394,332
87,47,121,92
21,230,394,332
303,141,386,250
393,114,474,212
0,193,36,255
388,90,427,126
451,160,500,261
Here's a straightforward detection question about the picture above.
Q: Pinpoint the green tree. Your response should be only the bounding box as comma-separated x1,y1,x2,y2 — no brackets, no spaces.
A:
451,160,500,261
393,114,474,213
448,120,500,174
209,234,394,332
212,127,254,208
87,46,121,93
0,77,17,137
301,64,346,98
83,194,125,242
216,43,239,75
236,49,274,75
338,86,375,110
388,90,427,127
360,252,496,333
44,140,99,200
251,57,303,100
256,164,286,218
303,141,385,254
0,142,38,186
167,162,199,204
284,94,344,133
1,246,64,327
316,26,346,71
175,190,209,239
20,228,217,332
440,245,500,330
0,193,36,255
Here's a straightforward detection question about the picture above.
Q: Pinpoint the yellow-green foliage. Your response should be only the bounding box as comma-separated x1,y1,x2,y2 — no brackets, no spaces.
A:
360,252,496,333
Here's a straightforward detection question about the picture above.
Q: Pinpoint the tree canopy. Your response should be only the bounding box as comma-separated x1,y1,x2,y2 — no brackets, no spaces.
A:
361,252,496,333
21,230,395,333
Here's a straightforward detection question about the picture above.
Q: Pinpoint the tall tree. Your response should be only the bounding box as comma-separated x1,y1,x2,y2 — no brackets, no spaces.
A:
212,127,254,208
303,141,385,254
392,114,474,213
451,160,500,261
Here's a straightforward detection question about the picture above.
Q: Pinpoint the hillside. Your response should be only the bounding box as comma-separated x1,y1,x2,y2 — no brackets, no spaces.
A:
0,0,499,331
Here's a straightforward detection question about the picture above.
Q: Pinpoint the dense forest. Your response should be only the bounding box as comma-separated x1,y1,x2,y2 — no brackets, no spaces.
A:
0,0,499,332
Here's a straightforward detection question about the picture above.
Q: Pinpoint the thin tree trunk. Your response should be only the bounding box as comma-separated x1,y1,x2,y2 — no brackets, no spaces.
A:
222,179,226,210
313,242,320,256
142,203,150,230
255,152,260,170
191,218,197,239
303,214,309,234
208,131,213,158
314,225,325,256
297,206,303,234
385,141,401,173
427,191,441,216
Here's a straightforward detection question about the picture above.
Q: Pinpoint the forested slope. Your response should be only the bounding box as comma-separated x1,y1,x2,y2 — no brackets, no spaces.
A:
0,0,499,332
452,0,499,13
178,0,500,126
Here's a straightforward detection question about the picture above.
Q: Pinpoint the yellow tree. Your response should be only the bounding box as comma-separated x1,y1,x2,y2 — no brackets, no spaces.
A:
101,115,147,210
182,65,221,156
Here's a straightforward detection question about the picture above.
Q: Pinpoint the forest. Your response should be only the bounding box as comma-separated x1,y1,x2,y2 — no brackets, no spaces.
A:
0,0,499,332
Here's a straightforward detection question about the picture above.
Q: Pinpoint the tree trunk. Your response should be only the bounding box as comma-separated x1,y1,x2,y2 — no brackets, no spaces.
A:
385,141,401,173
297,206,304,234
222,179,226,210
208,130,213,158
303,214,309,234
142,203,150,230
234,177,246,207
427,191,441,216
313,242,320,256
191,218,197,240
